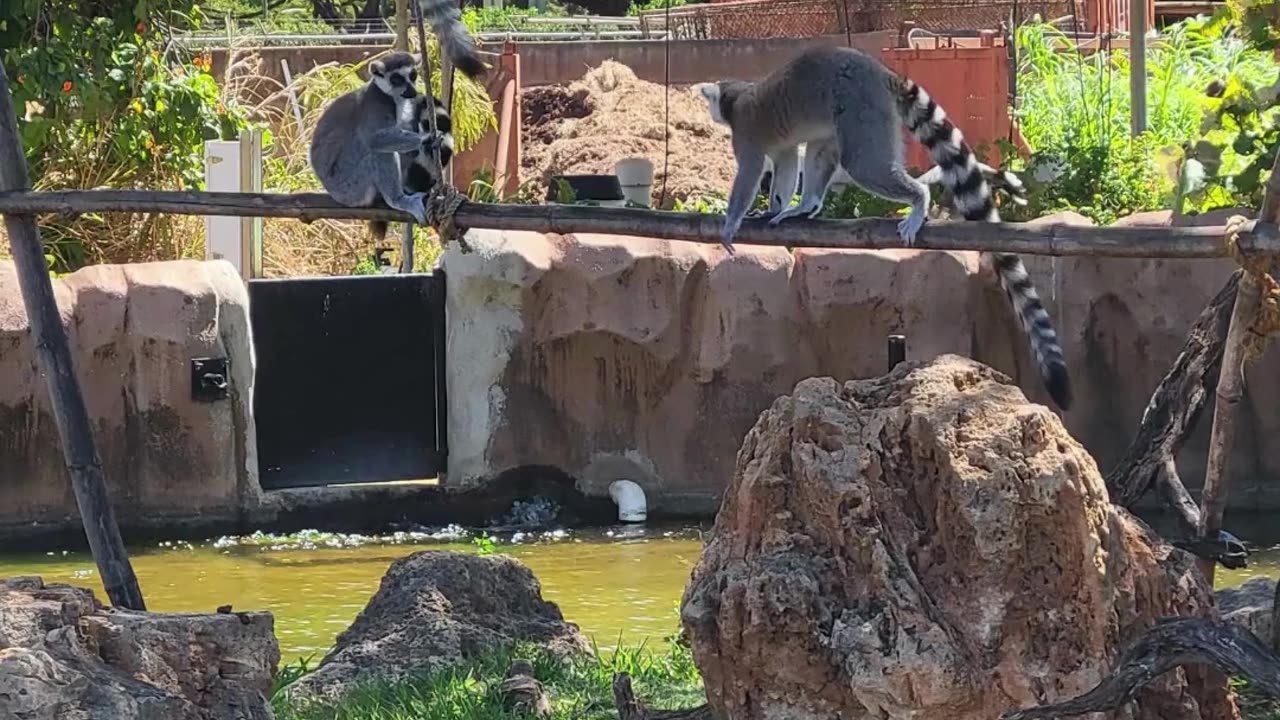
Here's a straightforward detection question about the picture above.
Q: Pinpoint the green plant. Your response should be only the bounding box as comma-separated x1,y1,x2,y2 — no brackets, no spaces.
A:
628,0,695,15
0,1,257,270
1007,17,1279,223
471,534,496,555
271,653,319,713
1172,5,1280,213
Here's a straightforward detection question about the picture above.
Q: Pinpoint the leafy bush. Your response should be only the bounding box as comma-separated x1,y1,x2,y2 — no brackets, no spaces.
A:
1007,17,1278,224
1172,5,1280,213
0,1,257,270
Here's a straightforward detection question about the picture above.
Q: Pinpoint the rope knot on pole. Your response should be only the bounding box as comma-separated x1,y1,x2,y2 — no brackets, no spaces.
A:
425,184,471,252
1222,214,1280,362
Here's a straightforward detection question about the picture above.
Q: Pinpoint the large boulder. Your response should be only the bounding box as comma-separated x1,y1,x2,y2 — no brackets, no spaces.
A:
0,576,278,720
680,355,1237,720
286,551,590,703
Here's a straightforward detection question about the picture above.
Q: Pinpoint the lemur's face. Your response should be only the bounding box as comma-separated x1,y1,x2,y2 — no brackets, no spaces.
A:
696,83,727,126
372,61,419,100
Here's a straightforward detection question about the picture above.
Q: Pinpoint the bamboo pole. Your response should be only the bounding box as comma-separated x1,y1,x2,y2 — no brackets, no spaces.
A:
1,189,1279,258
1129,0,1148,136
395,0,410,50
0,62,145,609
1196,145,1280,582
401,1,443,274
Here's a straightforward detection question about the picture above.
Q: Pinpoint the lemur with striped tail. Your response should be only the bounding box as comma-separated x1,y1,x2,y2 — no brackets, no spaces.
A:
698,45,1071,411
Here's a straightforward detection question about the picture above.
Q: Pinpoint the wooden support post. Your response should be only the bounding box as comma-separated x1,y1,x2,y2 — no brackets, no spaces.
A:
0,61,145,609
1129,0,1148,136
395,0,410,51
401,1,446,274
1196,148,1280,583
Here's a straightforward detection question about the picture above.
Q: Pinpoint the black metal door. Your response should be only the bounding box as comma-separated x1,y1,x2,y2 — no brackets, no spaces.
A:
248,272,447,489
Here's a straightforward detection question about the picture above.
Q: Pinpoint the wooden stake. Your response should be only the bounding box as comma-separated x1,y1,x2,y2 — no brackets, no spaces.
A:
0,61,145,609
395,0,410,51
1,189,1279,259
1129,0,1148,136
1196,149,1280,583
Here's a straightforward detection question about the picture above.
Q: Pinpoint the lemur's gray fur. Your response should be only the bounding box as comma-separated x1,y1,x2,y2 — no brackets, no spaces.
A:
309,52,428,244
756,138,1028,222
416,0,488,79
698,45,1071,411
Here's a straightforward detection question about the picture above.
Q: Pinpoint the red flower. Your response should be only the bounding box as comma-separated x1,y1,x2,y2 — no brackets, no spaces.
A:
61,81,72,93
136,22,146,34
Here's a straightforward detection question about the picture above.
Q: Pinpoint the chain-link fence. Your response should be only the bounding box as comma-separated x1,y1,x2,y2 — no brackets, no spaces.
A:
638,0,1079,40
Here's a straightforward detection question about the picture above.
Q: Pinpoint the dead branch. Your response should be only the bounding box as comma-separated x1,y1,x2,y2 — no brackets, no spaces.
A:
1000,618,1280,720
612,673,713,720
1104,270,1241,527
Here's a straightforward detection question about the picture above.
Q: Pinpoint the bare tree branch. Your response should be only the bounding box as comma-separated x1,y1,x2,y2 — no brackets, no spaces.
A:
1000,618,1280,720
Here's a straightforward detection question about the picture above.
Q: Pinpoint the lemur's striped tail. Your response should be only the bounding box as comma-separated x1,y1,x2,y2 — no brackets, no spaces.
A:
893,75,1073,411
416,0,488,79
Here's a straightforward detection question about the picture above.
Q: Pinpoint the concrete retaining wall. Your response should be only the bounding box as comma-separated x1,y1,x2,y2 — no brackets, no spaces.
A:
0,260,261,538
441,209,1280,516
4,206,1279,542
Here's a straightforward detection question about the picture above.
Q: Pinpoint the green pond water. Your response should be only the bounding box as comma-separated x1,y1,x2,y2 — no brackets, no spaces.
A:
0,521,1275,665
0,524,709,663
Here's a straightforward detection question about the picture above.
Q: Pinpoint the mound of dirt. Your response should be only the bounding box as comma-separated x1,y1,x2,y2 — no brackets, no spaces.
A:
519,61,737,208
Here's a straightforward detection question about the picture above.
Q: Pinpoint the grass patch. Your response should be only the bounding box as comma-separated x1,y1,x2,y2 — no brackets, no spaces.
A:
1235,675,1280,720
274,633,705,720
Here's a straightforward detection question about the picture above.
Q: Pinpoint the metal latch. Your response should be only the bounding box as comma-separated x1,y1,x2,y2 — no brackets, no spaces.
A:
191,357,230,402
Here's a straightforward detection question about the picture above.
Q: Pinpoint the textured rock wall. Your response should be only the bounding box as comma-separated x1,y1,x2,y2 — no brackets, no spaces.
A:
0,259,260,536
443,207,1277,513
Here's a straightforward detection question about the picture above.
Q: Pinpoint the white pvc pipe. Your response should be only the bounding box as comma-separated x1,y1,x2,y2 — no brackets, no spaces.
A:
609,480,647,523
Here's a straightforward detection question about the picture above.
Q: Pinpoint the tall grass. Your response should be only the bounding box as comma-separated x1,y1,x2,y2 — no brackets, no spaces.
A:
1015,20,1276,151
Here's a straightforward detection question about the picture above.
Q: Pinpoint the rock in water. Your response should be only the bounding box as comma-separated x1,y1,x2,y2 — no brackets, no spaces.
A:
1216,577,1276,644
286,551,590,704
680,355,1238,720
0,576,278,720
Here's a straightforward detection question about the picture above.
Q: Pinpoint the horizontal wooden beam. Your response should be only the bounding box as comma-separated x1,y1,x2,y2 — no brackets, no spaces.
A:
0,189,1276,258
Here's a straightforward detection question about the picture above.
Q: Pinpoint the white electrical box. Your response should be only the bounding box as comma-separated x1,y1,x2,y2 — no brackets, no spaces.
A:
204,130,263,280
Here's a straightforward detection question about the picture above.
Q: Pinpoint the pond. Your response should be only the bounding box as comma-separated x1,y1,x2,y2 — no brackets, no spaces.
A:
0,518,1273,665
0,523,709,663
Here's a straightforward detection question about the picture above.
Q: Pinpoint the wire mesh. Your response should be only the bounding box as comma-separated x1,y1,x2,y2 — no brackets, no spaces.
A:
638,0,1078,40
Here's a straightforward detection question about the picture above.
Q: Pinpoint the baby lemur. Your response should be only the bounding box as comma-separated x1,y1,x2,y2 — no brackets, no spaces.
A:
400,92,456,196
699,45,1071,411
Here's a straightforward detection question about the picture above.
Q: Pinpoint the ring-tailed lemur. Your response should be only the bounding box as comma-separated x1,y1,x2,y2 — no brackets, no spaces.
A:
698,46,1071,411
309,51,431,244
399,92,456,196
